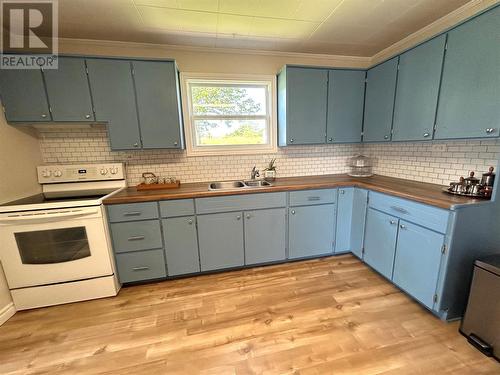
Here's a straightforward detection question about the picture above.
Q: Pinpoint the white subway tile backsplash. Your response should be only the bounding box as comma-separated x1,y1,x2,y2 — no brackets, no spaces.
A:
37,125,499,187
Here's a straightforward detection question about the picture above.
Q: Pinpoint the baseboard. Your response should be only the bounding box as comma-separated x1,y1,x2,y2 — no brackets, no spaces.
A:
0,302,16,326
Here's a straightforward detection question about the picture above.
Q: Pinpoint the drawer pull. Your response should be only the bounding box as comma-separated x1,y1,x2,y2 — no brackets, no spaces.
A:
390,206,408,214
400,224,406,230
123,211,142,217
307,196,321,201
132,266,150,271
128,235,145,241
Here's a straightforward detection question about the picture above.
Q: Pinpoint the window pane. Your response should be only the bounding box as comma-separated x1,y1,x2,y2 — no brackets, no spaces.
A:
194,119,268,146
191,84,267,116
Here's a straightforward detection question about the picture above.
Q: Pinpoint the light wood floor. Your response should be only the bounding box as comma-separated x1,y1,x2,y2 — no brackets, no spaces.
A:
0,255,498,374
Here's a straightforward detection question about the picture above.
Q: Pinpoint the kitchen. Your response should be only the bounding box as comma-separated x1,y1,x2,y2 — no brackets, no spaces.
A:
0,0,499,373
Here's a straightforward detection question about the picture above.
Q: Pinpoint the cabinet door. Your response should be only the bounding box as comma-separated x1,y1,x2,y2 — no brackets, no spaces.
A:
326,70,365,143
132,61,183,149
363,57,398,142
393,221,444,309
286,67,328,145
392,35,446,141
0,69,51,122
43,57,95,122
350,188,368,257
363,208,398,279
244,208,286,265
86,59,141,150
197,212,244,271
289,204,335,259
162,216,200,276
435,7,500,139
335,188,354,253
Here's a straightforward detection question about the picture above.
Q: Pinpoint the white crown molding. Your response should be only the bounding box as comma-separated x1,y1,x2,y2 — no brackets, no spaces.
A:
370,0,499,66
0,302,15,326
59,38,371,65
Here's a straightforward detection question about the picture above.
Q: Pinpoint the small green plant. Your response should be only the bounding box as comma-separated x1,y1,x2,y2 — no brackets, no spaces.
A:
264,158,277,171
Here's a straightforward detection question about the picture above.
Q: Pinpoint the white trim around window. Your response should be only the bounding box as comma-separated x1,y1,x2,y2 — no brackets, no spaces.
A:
180,72,278,156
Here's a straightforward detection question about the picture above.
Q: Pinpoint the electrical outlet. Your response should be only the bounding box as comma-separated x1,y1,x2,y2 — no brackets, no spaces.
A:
431,143,447,152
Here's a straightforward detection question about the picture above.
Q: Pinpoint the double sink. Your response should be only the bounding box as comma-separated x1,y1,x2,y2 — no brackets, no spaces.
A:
208,180,273,191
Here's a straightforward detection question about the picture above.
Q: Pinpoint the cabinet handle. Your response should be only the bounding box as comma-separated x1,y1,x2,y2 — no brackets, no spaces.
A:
133,143,139,148
307,196,321,201
85,114,91,119
41,114,47,119
236,215,241,220
390,206,408,214
328,138,333,142
188,219,193,225
423,132,430,138
132,266,150,271
289,138,294,143
390,220,397,225
339,190,345,194
174,141,178,146
384,135,389,140
128,235,145,241
123,211,141,216
486,128,496,134
291,210,296,215
246,214,251,219
400,224,406,229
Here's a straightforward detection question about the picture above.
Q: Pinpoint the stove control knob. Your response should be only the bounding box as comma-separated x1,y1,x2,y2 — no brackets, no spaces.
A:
54,170,62,177
42,170,51,177
100,168,108,175
110,167,118,175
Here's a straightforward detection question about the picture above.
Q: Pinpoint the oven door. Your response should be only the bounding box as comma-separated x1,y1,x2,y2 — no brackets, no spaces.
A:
0,206,113,289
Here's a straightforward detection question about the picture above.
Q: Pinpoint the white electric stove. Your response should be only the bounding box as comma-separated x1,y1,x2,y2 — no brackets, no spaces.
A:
0,163,126,310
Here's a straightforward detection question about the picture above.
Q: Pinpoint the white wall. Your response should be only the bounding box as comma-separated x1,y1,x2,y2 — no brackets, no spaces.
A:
0,113,43,323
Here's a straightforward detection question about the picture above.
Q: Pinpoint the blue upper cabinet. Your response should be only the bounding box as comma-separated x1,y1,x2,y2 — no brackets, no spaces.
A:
86,59,142,150
392,35,446,141
326,70,365,143
43,57,95,122
278,66,328,145
132,61,184,149
0,69,51,122
363,57,398,142
435,6,500,139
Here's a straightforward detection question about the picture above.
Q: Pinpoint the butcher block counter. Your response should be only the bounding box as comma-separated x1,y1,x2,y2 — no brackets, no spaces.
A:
103,174,484,209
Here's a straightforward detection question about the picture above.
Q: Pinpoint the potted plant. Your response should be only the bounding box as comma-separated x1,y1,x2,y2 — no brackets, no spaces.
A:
263,158,277,181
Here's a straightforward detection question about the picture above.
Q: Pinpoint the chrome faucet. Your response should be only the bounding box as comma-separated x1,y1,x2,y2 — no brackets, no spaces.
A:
250,166,260,180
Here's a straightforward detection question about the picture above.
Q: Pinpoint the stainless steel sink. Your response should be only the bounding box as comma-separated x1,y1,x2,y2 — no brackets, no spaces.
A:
208,180,273,191
243,180,272,187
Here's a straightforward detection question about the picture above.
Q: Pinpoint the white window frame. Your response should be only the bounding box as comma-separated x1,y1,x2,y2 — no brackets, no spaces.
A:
180,72,278,156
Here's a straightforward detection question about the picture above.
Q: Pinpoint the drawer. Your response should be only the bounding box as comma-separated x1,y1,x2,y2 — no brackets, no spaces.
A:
107,202,158,223
368,191,450,233
160,199,195,217
115,249,166,283
289,189,337,206
110,220,163,253
196,192,286,214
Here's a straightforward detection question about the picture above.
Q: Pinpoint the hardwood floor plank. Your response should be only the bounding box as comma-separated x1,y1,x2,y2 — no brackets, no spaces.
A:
0,255,497,374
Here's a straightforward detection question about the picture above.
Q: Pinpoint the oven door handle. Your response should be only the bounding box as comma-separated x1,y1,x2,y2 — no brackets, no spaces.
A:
0,208,100,223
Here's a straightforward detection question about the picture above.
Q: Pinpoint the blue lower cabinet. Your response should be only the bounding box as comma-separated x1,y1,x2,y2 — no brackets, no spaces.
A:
350,188,368,257
162,216,200,276
363,208,399,279
244,208,286,265
115,249,167,283
336,188,354,253
392,221,444,309
288,204,335,259
197,212,245,271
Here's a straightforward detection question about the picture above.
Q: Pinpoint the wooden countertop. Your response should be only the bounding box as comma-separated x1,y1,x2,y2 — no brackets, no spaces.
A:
104,174,486,209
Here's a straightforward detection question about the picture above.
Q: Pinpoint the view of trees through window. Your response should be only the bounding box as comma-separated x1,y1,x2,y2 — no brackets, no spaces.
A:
190,83,269,146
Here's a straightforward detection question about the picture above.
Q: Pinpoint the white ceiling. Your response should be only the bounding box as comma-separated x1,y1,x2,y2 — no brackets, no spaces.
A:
53,0,473,56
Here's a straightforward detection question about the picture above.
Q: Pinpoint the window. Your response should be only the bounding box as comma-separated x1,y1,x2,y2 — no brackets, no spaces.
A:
181,73,277,156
